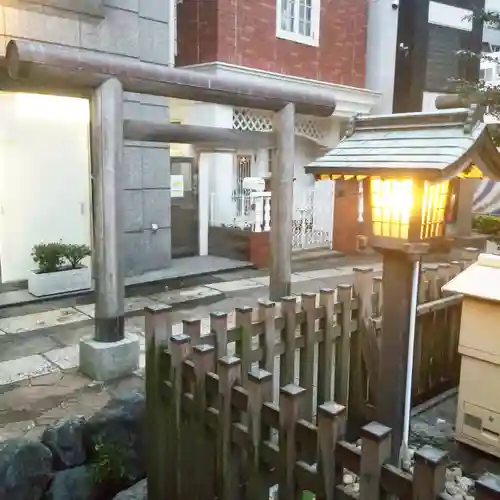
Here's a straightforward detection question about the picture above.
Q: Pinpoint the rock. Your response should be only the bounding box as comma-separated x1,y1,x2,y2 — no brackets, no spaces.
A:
83,392,146,483
0,439,52,500
42,465,95,500
445,481,463,497
457,476,474,492
446,466,463,481
41,416,86,470
112,479,147,499
343,473,355,485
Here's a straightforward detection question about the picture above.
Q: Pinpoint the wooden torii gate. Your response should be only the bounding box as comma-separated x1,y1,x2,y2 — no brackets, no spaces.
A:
5,40,337,343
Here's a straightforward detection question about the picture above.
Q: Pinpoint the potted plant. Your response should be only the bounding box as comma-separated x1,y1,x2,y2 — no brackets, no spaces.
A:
472,215,500,255
28,241,92,297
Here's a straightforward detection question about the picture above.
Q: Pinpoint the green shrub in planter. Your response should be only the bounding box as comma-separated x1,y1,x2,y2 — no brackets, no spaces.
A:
31,242,65,274
62,243,91,269
472,215,500,241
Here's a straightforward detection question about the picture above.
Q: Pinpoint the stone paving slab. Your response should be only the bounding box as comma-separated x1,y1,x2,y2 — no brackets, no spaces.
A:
74,295,165,318
0,307,91,335
206,279,263,293
43,345,80,371
0,355,59,386
149,286,222,305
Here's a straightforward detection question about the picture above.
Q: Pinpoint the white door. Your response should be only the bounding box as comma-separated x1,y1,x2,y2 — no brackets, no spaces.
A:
0,93,92,283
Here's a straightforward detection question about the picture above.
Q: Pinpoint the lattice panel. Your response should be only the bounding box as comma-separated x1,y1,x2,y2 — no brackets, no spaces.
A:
232,108,273,132
233,108,327,142
295,117,326,142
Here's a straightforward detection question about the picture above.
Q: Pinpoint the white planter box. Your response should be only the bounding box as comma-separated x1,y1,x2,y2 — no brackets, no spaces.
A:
28,266,92,297
486,239,500,256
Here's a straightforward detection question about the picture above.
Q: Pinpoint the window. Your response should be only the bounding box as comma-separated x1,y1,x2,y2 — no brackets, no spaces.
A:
276,0,320,47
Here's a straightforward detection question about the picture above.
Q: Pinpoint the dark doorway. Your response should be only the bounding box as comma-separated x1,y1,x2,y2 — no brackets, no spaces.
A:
171,157,199,258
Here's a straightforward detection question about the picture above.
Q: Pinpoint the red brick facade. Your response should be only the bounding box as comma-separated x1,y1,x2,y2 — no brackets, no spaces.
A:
176,0,367,87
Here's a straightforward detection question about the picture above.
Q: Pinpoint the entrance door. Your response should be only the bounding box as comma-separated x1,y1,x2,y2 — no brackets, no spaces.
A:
171,157,199,258
0,93,92,283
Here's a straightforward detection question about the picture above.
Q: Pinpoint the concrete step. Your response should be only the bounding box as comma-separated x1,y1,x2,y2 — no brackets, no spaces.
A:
292,247,344,264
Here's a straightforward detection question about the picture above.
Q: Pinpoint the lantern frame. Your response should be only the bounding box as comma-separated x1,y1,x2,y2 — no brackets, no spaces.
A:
361,177,451,251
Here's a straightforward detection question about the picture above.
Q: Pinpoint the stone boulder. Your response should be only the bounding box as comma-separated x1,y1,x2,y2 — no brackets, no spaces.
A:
83,392,146,483
42,465,95,500
112,479,147,500
0,439,52,500
41,416,87,470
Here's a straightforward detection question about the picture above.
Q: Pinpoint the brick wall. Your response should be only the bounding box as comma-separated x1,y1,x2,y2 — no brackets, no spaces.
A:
177,0,367,87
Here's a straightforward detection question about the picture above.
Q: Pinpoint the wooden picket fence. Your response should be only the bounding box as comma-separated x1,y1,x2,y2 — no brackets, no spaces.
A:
144,248,485,499
144,308,500,500
349,250,479,424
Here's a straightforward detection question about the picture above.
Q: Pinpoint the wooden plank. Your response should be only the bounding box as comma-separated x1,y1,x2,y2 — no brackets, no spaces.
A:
210,312,228,361
412,446,447,499
299,293,316,421
336,285,353,408
279,384,305,500
246,369,273,500
192,344,216,500
316,402,346,500
217,356,242,500
372,277,383,317
169,334,192,500
317,289,335,408
258,299,277,374
359,422,391,500
235,306,254,385
422,267,438,392
144,304,172,500
280,297,297,386
352,268,378,421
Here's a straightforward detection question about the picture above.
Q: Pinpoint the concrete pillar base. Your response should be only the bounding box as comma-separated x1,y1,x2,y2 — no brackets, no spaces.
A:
79,333,140,381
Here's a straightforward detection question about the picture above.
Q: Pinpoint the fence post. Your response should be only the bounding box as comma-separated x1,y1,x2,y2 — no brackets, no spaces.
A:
280,297,297,386
300,292,316,421
352,268,377,422
279,384,306,500
317,402,346,500
168,334,192,500
318,288,335,407
412,445,448,500
235,306,254,385
359,422,391,500
193,344,216,500
183,318,202,345
258,299,276,375
475,474,500,500
462,247,479,267
372,277,383,317
247,369,273,500
210,312,228,361
336,284,353,408
449,261,462,279
145,304,172,500
217,356,242,500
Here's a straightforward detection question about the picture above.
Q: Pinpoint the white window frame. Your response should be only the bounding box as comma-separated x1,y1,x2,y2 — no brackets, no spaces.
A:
276,0,320,47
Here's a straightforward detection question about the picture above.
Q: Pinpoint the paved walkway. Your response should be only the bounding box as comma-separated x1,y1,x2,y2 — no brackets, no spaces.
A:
0,259,384,441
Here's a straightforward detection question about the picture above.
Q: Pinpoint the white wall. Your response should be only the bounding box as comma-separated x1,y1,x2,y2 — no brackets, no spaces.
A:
365,0,400,113
0,93,92,282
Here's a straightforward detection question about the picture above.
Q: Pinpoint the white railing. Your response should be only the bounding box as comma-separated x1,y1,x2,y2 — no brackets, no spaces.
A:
209,191,271,232
251,191,271,232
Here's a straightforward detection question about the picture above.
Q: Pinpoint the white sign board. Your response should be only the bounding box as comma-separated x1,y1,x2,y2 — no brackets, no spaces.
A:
171,175,184,198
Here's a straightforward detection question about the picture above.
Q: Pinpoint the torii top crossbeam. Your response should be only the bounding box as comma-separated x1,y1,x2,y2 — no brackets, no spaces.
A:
6,40,336,117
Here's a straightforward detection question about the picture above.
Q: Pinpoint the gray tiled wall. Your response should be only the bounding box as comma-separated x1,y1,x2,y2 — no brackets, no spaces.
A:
0,0,173,277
